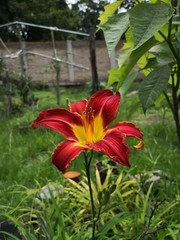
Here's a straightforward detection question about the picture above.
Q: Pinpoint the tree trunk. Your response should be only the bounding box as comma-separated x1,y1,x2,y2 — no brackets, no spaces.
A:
89,28,98,93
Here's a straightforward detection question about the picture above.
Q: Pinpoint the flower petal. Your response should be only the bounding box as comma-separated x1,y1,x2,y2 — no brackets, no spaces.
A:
32,108,83,140
68,99,87,114
87,130,130,167
52,141,87,173
110,122,144,149
86,90,120,128
134,140,144,150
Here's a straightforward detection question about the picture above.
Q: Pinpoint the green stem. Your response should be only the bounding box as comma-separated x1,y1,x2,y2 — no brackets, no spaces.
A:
95,205,102,223
158,30,179,62
168,17,172,40
84,151,96,240
171,73,180,143
163,91,174,114
158,13,180,144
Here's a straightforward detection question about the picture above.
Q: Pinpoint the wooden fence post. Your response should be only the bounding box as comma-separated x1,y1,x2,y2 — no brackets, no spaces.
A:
89,28,98,93
6,71,12,116
19,39,28,76
110,49,116,69
67,40,74,82
51,29,61,105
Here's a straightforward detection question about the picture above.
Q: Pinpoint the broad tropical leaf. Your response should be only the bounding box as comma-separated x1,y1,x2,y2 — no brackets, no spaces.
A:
149,42,172,56
139,65,170,112
172,15,180,25
120,71,139,97
154,23,176,42
108,37,157,89
98,1,122,26
129,2,173,50
108,66,122,87
117,48,131,67
100,13,129,56
175,32,180,43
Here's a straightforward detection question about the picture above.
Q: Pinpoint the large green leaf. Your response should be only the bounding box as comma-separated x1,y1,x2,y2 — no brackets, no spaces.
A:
154,23,176,42
175,32,180,43
139,65,170,112
143,57,159,69
107,37,157,89
117,48,131,67
120,71,139,97
156,55,176,65
150,42,172,55
123,27,134,49
100,13,129,56
149,42,176,65
172,15,180,25
129,2,173,50
98,1,122,26
144,56,176,69
108,66,122,87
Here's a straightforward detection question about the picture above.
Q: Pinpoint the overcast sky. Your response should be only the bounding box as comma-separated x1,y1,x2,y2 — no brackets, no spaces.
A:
66,0,115,6
66,0,77,4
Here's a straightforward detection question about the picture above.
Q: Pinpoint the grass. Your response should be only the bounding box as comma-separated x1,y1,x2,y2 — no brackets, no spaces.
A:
0,84,179,239
0,85,92,205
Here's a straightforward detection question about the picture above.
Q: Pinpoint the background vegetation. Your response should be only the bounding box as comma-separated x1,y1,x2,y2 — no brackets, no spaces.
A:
0,0,109,41
0,83,179,239
0,0,179,239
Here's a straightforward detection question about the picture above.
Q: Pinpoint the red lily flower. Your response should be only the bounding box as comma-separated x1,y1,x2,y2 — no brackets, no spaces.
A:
32,90,144,173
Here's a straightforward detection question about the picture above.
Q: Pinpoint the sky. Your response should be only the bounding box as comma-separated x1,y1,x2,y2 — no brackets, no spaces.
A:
66,0,125,12
66,0,115,6
66,0,77,5
66,0,77,3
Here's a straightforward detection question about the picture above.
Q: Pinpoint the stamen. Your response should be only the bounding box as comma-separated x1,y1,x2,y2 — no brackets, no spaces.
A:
82,107,96,143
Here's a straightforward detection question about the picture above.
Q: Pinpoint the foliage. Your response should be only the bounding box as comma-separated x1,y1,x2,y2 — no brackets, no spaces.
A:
0,0,79,41
0,85,179,239
98,0,180,143
72,0,109,39
0,0,112,41
0,68,38,116
0,166,179,239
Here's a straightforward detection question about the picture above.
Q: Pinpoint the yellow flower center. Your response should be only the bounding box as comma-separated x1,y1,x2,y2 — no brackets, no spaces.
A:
73,109,105,144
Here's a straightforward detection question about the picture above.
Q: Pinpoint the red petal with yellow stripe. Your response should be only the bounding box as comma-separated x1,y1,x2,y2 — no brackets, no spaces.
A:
110,122,144,149
86,90,120,128
87,130,130,167
52,141,87,173
69,99,87,114
32,108,83,141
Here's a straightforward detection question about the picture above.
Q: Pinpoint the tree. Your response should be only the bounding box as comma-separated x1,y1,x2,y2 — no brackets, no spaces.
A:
99,0,180,143
72,0,110,39
0,0,79,41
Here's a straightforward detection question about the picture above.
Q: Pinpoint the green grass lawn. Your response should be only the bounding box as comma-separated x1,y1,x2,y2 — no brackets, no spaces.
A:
0,84,179,239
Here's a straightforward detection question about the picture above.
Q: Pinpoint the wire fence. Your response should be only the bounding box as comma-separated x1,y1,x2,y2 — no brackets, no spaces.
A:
0,40,109,85
0,21,122,86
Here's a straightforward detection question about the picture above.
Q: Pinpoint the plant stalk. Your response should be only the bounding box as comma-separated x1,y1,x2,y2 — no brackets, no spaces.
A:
171,73,180,143
158,11,180,144
84,151,96,240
